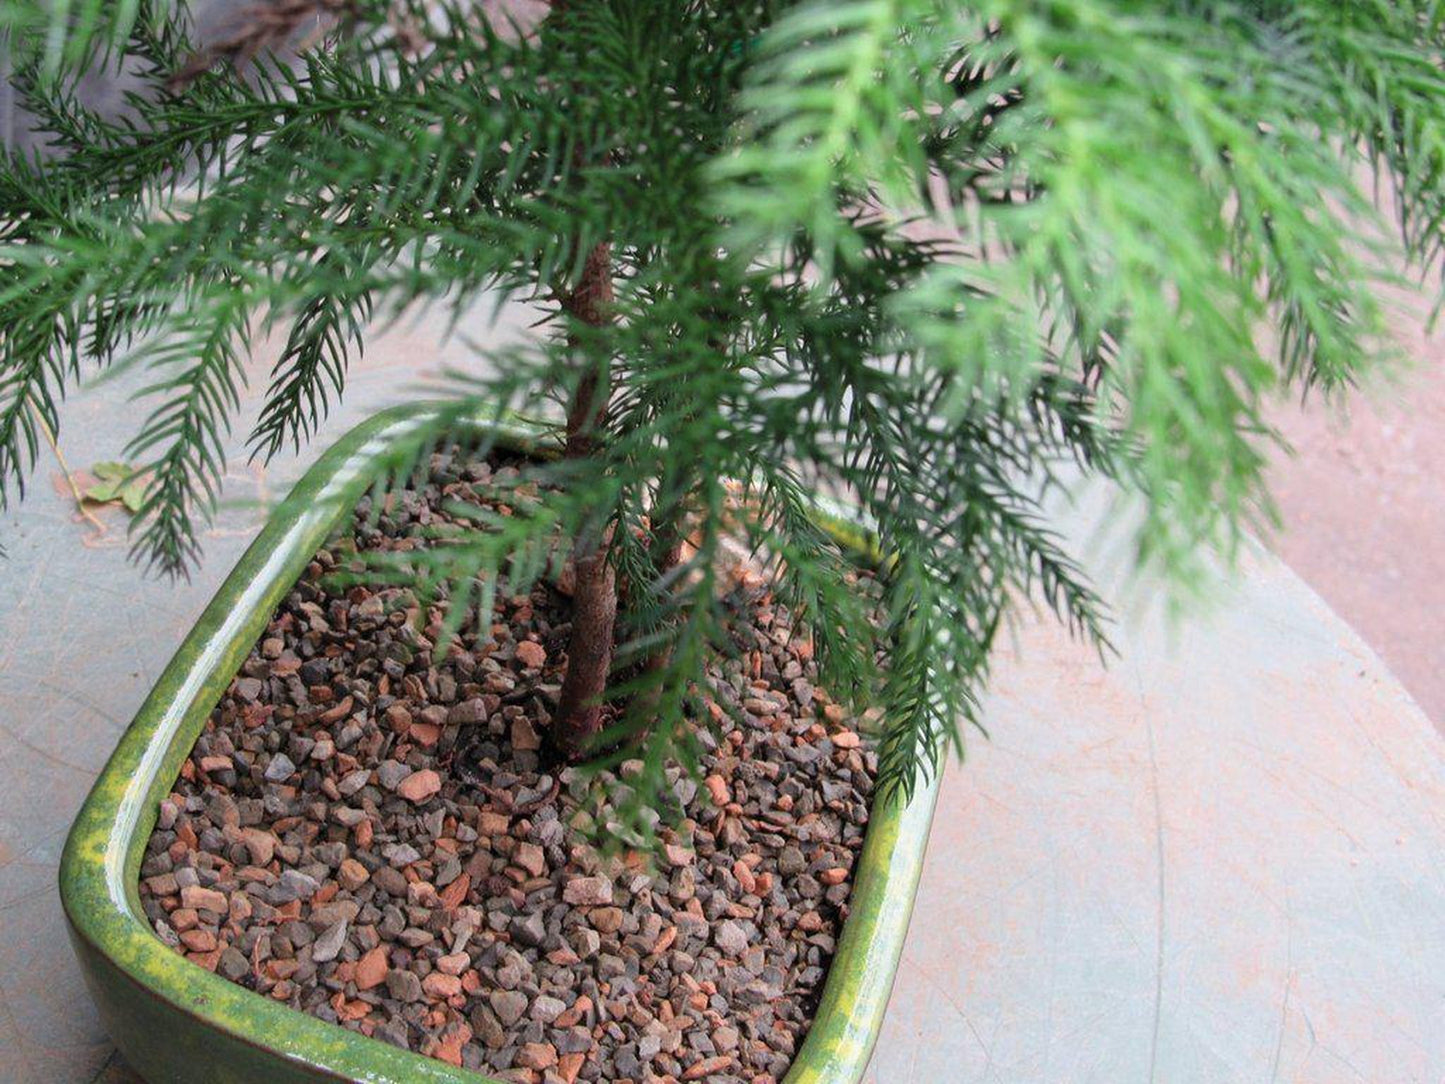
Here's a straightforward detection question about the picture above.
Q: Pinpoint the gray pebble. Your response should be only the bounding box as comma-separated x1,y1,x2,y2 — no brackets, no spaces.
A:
489,989,528,1027
312,921,348,963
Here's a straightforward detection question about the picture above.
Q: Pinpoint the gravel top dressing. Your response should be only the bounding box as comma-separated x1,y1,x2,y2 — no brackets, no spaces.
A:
137,448,877,1084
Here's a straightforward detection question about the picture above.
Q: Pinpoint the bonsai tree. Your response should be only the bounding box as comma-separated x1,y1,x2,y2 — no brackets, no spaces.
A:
4,0,1443,824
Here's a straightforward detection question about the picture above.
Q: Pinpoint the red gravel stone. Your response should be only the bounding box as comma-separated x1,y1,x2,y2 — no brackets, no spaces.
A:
422,972,462,1000
514,640,547,669
704,774,729,806
517,1043,558,1071
684,1055,734,1080
354,946,389,991
180,885,227,915
396,769,442,803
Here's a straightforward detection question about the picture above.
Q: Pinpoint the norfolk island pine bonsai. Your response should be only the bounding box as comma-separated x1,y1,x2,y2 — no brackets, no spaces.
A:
3,0,1445,1070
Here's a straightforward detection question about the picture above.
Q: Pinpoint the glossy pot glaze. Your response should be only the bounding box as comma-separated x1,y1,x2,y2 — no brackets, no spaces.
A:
60,404,944,1084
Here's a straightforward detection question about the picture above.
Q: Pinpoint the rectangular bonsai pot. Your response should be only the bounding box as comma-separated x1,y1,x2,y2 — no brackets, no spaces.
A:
59,404,944,1084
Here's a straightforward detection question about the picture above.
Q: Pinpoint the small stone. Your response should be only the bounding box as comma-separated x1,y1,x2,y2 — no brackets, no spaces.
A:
470,1004,506,1049
778,846,806,876
819,866,849,886
277,869,320,901
383,842,422,868
562,876,613,907
180,885,227,915
397,769,442,803
313,842,348,869
240,829,275,866
145,873,179,897
263,753,296,782
355,946,388,990
669,866,696,903
409,722,441,747
333,807,367,828
570,927,601,959
181,928,217,953
558,1053,586,1084
510,911,548,947
616,1047,644,1078
312,921,348,963
704,774,729,806
422,971,462,999
683,1055,733,1080
310,900,359,929
663,843,693,868
337,859,370,891
514,640,546,668
513,842,546,878
438,872,471,911
511,716,542,752
489,989,528,1027
448,698,489,726
733,859,757,894
425,1023,471,1067
713,920,749,956
530,994,566,1024
373,1018,409,1049
832,729,862,749
386,968,424,1003
589,907,624,934
372,867,408,896
554,1027,593,1056
376,760,411,791
477,810,511,836
234,677,264,701
218,948,250,982
436,952,470,976
516,1043,557,1071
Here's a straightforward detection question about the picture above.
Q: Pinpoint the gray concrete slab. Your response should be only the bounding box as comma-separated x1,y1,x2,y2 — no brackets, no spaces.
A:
2,307,1443,1082
867,551,1445,1083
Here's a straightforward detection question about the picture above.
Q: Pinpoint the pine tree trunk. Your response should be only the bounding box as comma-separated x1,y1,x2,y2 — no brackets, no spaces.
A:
553,242,617,761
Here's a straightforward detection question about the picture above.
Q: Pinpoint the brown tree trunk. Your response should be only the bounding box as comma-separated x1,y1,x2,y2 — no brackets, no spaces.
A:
553,242,617,761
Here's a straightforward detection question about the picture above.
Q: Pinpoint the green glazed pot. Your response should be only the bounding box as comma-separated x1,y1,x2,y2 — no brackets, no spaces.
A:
60,404,944,1084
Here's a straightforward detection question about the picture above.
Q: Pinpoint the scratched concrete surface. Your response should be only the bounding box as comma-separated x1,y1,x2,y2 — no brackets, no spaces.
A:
866,539,1445,1083
2,303,1444,1082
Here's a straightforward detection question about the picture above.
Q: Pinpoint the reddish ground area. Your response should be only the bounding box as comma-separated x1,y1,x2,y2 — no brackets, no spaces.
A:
1267,307,1445,734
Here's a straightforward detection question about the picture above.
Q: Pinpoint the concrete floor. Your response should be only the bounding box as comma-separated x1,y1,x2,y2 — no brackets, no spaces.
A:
2,305,1444,1082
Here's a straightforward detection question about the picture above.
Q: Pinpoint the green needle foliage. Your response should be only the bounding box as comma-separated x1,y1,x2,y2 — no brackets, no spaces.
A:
3,0,1442,831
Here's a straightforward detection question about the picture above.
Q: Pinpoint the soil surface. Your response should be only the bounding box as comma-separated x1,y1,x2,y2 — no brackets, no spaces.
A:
137,448,877,1084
